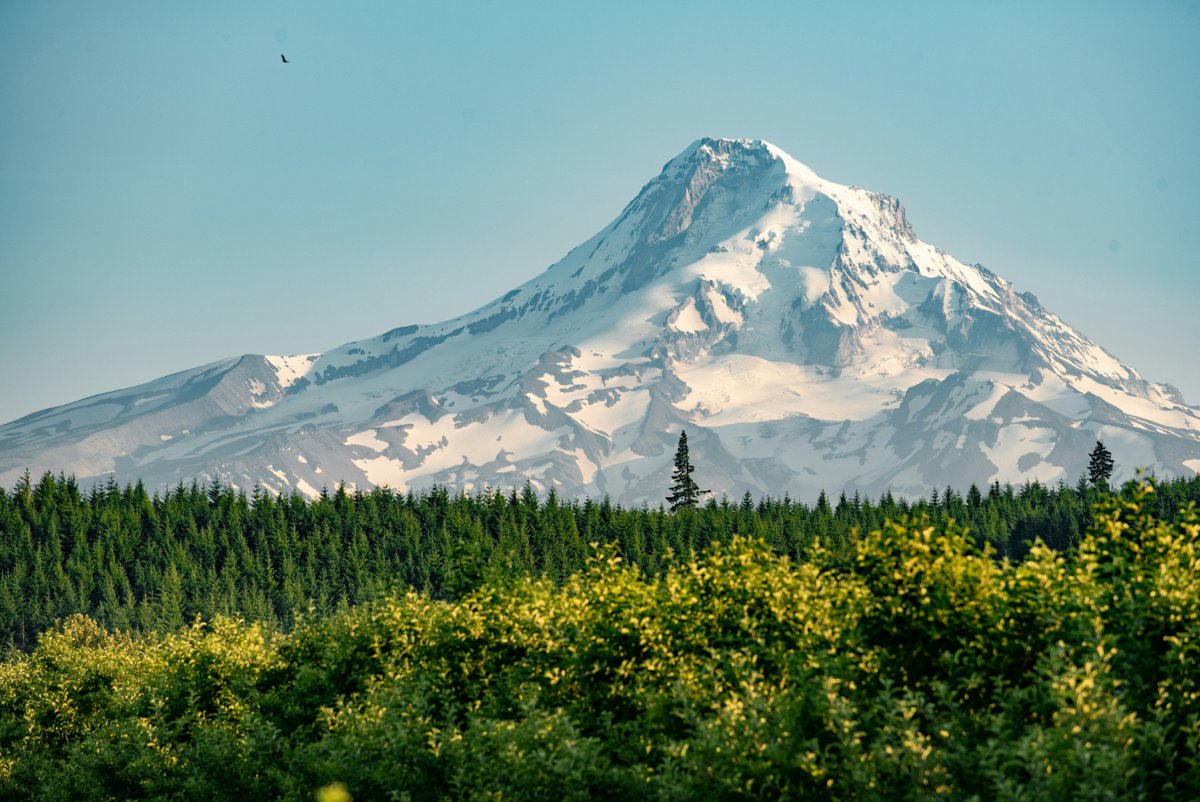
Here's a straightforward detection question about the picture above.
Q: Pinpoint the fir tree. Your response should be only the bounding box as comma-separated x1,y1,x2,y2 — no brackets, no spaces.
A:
667,431,701,512
1088,440,1115,488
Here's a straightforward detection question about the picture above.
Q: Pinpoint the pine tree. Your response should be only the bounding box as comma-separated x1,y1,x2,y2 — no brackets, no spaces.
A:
667,431,701,512
1088,440,1115,488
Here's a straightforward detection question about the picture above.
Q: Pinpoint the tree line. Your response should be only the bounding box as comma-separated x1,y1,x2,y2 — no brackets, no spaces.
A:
2,468,1199,652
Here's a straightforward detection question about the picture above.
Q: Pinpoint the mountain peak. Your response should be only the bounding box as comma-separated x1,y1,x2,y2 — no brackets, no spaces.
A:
665,137,821,185
599,137,822,294
2,138,1197,502
673,136,772,161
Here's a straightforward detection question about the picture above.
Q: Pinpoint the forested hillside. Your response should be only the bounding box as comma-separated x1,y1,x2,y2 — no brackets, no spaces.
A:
3,471,1200,652
1,483,1197,800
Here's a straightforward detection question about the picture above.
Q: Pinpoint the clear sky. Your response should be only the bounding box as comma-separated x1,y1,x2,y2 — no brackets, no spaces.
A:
2,0,1198,424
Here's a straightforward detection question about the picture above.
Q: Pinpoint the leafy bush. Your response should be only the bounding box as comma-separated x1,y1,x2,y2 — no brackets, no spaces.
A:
0,481,1197,800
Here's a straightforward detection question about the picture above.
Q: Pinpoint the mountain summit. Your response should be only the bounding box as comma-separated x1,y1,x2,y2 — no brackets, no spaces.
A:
3,138,1198,500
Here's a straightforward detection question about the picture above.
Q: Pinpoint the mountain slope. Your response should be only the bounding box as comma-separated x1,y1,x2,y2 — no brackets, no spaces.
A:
3,138,1198,501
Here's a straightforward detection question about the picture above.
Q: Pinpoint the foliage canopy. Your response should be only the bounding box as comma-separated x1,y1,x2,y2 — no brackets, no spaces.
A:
1,480,1199,800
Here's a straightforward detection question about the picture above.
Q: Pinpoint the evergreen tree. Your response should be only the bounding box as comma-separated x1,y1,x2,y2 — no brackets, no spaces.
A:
667,431,701,512
1088,440,1115,488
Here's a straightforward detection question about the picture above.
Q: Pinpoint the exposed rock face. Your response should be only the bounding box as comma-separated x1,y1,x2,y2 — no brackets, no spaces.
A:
3,138,1198,502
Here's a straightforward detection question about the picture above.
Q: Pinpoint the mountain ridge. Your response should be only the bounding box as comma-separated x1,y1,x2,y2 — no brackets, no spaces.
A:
3,137,1198,501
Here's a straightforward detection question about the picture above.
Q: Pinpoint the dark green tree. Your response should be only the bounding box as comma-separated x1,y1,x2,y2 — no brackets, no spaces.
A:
667,431,701,512
1088,440,1115,488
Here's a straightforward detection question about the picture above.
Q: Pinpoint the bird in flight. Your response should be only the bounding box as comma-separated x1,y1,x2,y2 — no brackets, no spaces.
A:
281,54,289,63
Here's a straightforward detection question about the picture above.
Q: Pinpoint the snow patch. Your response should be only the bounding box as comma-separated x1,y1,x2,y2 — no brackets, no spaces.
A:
265,353,320,389
797,267,830,305
670,298,707,333
981,425,1062,484
354,409,568,488
346,429,388,452
575,388,652,437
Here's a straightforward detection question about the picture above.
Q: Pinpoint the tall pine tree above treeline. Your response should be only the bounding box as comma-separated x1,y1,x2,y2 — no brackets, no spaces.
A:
1089,440,1116,487
666,431,704,511
2,469,1200,651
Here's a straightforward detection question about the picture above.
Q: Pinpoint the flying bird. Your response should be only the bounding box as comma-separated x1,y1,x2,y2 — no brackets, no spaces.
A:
281,54,289,63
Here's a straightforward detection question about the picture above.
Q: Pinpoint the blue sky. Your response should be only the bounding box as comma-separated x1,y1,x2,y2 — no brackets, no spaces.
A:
2,0,1198,424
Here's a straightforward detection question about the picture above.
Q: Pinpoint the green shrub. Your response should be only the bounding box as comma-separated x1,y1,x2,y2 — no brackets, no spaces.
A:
1,481,1197,800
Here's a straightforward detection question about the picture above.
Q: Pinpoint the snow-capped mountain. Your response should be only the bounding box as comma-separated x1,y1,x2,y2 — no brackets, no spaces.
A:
3,138,1199,502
